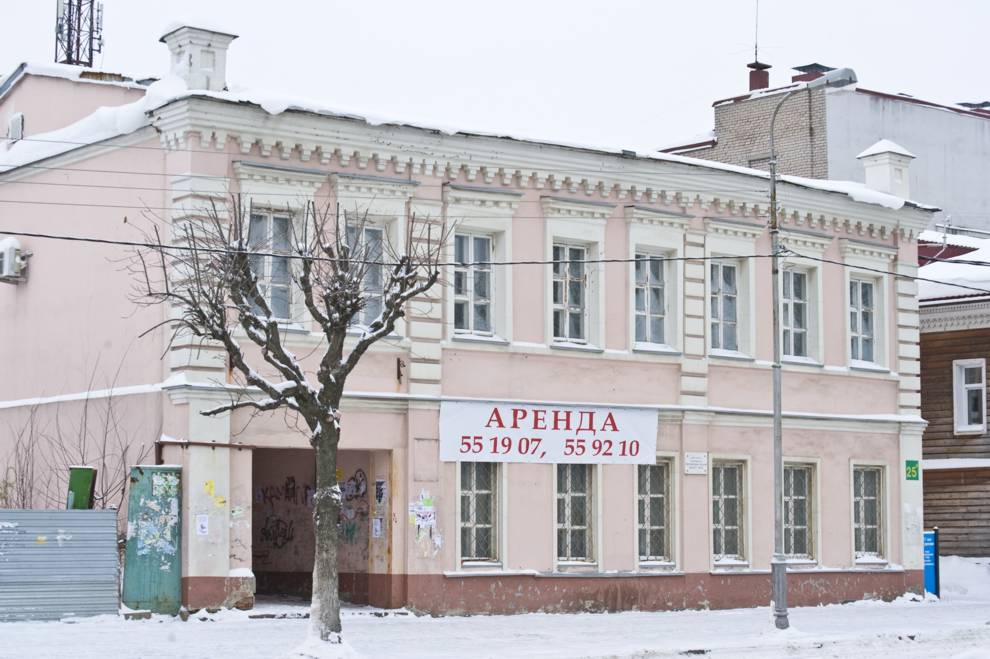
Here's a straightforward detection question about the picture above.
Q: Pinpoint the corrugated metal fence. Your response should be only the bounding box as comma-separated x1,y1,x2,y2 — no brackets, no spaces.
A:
0,509,119,621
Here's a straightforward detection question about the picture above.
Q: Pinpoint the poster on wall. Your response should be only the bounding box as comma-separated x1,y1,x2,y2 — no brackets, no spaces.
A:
440,401,658,464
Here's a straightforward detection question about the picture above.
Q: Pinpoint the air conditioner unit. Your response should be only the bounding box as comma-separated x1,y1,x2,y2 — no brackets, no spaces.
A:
0,237,24,282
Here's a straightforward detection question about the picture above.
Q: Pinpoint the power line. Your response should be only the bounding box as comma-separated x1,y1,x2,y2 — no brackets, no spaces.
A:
2,226,989,296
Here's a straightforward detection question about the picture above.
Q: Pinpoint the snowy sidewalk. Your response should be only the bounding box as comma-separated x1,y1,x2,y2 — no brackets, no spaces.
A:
3,558,990,658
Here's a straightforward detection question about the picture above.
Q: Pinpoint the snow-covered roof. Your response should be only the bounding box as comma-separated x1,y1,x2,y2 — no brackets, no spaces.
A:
918,230,988,249
0,71,939,213
159,20,239,42
0,62,152,101
918,234,990,302
856,139,916,160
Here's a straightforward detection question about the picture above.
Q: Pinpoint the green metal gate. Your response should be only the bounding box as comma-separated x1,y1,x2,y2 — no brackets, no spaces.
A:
122,466,181,614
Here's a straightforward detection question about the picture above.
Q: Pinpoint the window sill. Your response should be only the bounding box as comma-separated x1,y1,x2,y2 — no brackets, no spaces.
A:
782,356,823,368
849,360,889,374
443,568,537,578
633,342,682,356
709,349,754,362
554,561,599,572
953,427,986,436
451,333,510,347
854,556,889,569
550,341,604,354
782,558,818,569
711,559,750,570
637,560,678,571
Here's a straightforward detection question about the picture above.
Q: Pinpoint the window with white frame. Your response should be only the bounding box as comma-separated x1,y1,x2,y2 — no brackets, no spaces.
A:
712,461,744,561
552,244,587,343
453,234,493,335
953,359,986,433
248,212,293,320
853,466,883,559
638,461,671,562
557,464,593,562
782,269,809,358
345,224,385,326
783,464,813,559
460,462,498,562
710,262,739,352
634,254,666,345
849,278,876,363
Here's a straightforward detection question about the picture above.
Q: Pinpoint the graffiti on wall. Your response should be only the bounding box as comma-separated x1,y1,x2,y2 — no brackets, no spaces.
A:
339,468,369,547
259,514,295,548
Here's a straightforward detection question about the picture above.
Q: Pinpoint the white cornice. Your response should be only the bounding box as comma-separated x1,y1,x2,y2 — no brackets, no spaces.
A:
148,97,934,239
839,238,898,263
705,218,764,241
541,196,614,222
920,300,990,333
779,229,832,254
446,184,521,215
624,204,690,229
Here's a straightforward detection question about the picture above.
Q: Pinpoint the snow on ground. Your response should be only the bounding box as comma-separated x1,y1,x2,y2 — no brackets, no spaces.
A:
2,558,990,658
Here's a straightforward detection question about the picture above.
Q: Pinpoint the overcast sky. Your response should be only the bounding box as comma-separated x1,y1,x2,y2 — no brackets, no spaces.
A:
2,1,987,150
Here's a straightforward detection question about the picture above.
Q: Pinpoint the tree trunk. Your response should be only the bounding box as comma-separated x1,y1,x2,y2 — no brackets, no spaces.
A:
310,425,343,642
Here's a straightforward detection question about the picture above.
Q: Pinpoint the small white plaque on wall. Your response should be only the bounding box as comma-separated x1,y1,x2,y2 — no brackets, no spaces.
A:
684,452,709,475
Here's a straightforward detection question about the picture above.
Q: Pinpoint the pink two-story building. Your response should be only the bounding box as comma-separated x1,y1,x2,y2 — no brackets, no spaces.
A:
0,25,934,613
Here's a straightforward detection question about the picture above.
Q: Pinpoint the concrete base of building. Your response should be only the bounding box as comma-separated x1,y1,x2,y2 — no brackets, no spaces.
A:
400,570,924,615
182,576,256,611
183,570,922,615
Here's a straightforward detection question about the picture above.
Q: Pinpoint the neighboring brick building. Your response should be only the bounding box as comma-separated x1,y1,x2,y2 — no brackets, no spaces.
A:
664,62,990,231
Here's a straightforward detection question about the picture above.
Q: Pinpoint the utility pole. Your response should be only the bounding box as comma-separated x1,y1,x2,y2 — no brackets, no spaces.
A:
766,67,857,631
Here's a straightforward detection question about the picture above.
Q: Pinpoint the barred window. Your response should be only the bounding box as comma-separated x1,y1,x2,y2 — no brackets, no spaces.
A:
782,270,808,358
712,461,744,560
556,464,593,562
853,466,883,558
710,262,738,351
638,461,671,562
248,212,293,319
783,464,813,559
460,462,498,562
453,234,493,335
849,279,875,363
552,244,587,342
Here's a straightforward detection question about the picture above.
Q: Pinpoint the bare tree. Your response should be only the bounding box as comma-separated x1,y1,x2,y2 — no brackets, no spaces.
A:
133,194,446,645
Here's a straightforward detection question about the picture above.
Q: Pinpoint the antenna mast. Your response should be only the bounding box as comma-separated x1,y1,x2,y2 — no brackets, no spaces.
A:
54,0,104,67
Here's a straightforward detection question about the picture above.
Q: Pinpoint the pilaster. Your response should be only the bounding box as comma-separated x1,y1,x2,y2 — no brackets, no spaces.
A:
681,231,708,406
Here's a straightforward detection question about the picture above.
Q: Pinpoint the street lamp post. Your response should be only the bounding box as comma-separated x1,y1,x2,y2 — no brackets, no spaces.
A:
767,67,857,631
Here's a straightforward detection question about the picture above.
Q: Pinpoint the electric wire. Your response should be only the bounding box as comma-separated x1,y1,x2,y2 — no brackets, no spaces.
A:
2,227,989,297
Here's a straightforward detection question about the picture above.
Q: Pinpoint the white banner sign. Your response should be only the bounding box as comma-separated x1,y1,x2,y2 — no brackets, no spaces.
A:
440,401,658,464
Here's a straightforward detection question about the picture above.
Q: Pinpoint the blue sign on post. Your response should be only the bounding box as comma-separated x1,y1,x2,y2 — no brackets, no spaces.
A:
923,530,939,597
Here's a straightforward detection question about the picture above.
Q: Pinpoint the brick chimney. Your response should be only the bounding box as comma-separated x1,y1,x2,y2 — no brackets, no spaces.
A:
856,139,916,198
791,63,835,83
159,24,238,91
747,60,771,91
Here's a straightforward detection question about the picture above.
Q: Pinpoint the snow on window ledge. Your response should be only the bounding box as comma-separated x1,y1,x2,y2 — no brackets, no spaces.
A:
633,342,682,356
849,360,889,374
854,555,889,568
450,333,510,346
709,349,754,362
637,560,678,571
549,341,604,354
711,557,750,570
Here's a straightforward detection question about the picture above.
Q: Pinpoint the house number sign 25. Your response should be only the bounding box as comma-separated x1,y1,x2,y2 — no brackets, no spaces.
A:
439,401,658,465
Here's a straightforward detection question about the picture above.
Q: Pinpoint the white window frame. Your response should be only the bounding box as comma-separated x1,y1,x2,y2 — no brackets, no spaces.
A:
781,268,809,358
841,240,894,370
850,463,886,563
345,222,387,328
247,210,295,322
445,186,517,344
626,207,686,354
709,260,741,353
705,222,759,359
452,233,494,336
543,198,610,350
231,162,327,330
779,233,829,365
454,461,508,568
848,277,879,365
953,358,987,434
552,242,590,344
553,463,601,568
709,457,750,567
